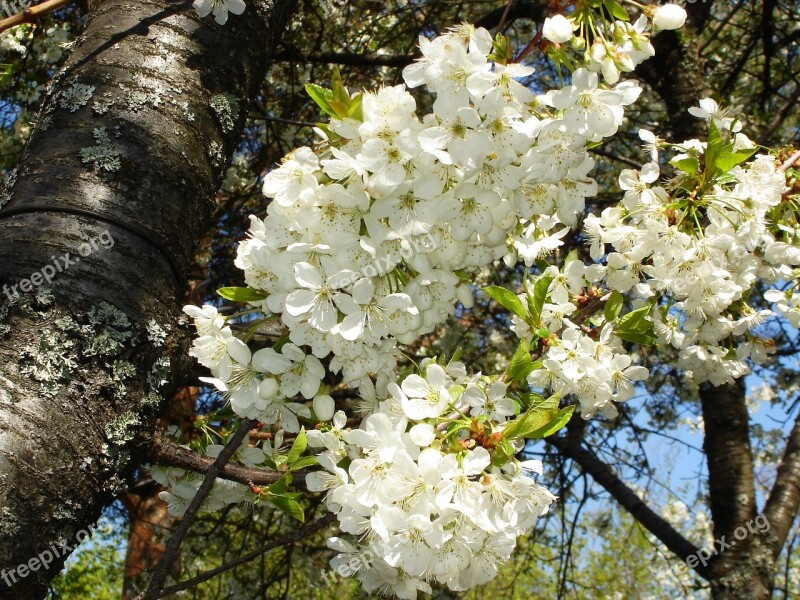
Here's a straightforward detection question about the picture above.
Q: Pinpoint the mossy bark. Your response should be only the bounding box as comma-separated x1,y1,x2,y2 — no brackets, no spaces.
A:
0,0,294,596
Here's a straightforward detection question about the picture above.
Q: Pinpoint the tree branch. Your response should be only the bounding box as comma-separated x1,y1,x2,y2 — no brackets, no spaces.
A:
151,512,336,598
149,433,306,486
139,418,256,600
0,0,74,35
764,412,800,558
545,430,704,575
756,84,800,146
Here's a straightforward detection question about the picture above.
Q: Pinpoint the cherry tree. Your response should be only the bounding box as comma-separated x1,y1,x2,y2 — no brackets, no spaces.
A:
0,1,798,599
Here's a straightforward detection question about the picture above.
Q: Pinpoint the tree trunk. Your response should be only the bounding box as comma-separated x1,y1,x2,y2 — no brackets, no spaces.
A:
0,0,293,596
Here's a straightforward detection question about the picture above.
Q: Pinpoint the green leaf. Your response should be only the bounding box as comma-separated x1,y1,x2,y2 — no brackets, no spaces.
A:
603,0,629,21
347,92,364,121
490,438,516,466
525,391,559,412
484,286,528,321
270,495,305,522
530,275,553,325
615,304,657,345
671,156,699,176
331,67,348,104
287,428,307,465
305,83,337,118
268,475,290,495
524,404,576,439
506,339,534,383
715,146,757,173
705,120,725,173
603,290,624,322
502,404,558,440
217,287,268,302
616,329,659,345
288,455,318,471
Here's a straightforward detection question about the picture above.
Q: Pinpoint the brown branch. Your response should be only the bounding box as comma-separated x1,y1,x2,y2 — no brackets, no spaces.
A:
0,0,74,34
149,433,306,487
151,512,336,598
780,149,800,173
763,413,800,558
756,85,800,146
474,0,547,31
546,431,705,575
139,419,256,600
273,49,412,68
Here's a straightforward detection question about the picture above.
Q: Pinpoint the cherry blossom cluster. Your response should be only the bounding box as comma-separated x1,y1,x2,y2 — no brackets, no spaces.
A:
305,359,556,597
191,22,650,425
582,100,797,385
178,3,720,598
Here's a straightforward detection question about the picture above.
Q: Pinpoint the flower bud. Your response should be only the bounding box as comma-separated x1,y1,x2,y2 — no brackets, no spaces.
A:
258,377,279,400
313,394,335,421
542,15,574,44
653,4,687,30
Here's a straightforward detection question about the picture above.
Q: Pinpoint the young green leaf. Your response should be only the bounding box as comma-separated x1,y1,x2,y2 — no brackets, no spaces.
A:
615,304,657,345
270,494,305,522
524,404,576,439
287,428,307,465
506,339,534,383
217,287,268,302
530,275,553,325
289,455,318,471
603,0,629,21
603,290,624,322
502,407,557,441
305,83,337,118
715,146,757,173
484,286,528,320
671,156,699,177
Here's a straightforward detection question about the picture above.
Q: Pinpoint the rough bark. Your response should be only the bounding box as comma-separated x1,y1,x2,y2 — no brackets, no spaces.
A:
699,380,774,599
0,0,294,596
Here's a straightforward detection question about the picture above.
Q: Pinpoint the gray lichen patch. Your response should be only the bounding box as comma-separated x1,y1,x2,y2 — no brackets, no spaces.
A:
210,94,239,133
105,411,141,445
19,302,133,397
92,92,116,115
208,141,224,167
0,167,18,211
59,82,95,112
80,127,121,173
0,507,20,537
146,319,167,347
146,356,170,392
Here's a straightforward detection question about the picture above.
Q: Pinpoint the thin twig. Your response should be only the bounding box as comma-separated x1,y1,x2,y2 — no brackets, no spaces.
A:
780,150,800,173
151,513,336,598
513,0,573,63
0,0,74,34
149,433,306,487
495,0,514,33
138,418,256,600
